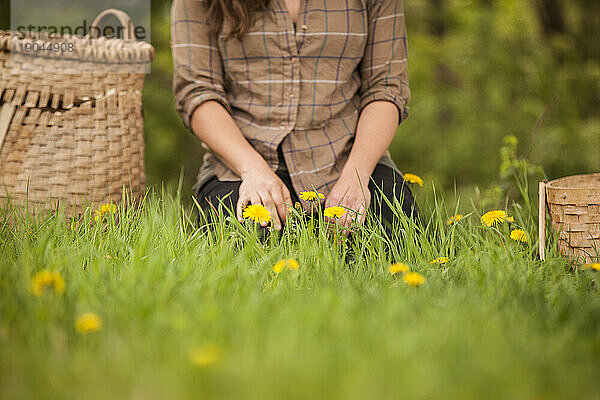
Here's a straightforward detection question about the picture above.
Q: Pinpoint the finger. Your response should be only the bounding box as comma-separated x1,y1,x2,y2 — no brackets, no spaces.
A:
356,204,367,226
324,192,336,209
346,203,362,233
348,202,360,223
281,189,293,223
324,194,339,219
260,194,281,230
268,202,282,230
358,204,368,225
237,194,250,222
340,206,353,236
271,190,288,226
340,204,352,227
250,194,261,207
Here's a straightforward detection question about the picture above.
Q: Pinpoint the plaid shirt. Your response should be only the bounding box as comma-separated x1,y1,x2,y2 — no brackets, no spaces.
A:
171,0,410,196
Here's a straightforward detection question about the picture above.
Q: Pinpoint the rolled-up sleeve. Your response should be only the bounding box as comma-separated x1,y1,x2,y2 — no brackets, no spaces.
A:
171,0,232,132
359,0,410,125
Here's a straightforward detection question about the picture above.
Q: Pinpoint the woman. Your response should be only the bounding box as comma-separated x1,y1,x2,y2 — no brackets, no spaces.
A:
171,0,416,234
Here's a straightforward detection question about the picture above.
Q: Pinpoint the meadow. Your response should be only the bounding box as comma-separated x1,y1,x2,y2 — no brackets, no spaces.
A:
1,176,599,400
1,0,599,398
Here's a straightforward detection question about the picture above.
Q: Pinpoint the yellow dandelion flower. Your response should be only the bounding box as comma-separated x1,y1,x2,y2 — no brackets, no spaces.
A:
273,259,299,273
389,262,410,275
242,204,272,224
582,263,600,271
30,270,65,297
403,173,423,187
403,272,426,287
189,343,221,367
510,229,528,243
94,203,117,222
299,190,325,202
480,210,508,227
504,135,519,146
75,312,102,334
324,206,346,219
273,260,285,273
447,214,463,225
430,257,450,264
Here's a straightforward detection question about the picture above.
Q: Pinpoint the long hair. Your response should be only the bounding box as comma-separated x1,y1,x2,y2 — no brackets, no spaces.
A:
203,0,272,41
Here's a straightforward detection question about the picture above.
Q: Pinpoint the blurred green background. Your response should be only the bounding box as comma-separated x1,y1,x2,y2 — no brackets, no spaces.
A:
2,0,599,196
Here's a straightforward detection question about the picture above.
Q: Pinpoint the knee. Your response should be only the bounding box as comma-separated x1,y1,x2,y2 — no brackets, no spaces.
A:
369,167,419,222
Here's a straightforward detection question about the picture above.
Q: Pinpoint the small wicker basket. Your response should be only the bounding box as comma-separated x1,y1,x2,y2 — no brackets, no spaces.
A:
0,9,155,216
539,173,600,263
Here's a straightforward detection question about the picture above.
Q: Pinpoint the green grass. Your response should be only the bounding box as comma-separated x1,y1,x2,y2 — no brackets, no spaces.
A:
0,185,599,400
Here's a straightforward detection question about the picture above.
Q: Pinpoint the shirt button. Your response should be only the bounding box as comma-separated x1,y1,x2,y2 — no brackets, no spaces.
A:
301,24,308,30
289,92,295,98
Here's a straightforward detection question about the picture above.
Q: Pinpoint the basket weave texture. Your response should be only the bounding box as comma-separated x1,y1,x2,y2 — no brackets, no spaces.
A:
546,173,600,263
0,18,154,215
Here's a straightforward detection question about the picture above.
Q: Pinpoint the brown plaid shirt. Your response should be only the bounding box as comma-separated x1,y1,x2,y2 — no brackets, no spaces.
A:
171,0,410,196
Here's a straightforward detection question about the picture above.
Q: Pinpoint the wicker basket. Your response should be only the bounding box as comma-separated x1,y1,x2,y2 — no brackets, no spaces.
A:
539,173,600,263
0,9,155,216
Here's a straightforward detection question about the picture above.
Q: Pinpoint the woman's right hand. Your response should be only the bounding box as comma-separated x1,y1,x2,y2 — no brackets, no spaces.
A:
236,165,293,231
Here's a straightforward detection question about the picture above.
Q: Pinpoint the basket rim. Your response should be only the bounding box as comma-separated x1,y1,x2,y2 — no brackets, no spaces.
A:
546,173,600,190
0,30,155,64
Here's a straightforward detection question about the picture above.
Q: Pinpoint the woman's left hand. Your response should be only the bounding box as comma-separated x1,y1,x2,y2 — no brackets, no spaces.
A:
324,170,371,235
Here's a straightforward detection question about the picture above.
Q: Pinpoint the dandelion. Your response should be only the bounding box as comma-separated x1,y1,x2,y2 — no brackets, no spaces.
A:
299,190,324,202
75,312,102,334
504,135,519,146
582,263,600,271
324,206,346,219
242,204,271,224
481,210,508,227
403,173,423,187
189,343,221,367
273,259,300,273
403,272,426,287
94,203,116,222
510,229,528,244
447,214,463,225
389,262,409,275
430,257,450,264
30,270,65,297
507,216,514,223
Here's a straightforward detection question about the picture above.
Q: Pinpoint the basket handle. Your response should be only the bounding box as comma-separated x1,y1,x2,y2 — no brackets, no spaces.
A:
89,8,135,41
539,180,547,261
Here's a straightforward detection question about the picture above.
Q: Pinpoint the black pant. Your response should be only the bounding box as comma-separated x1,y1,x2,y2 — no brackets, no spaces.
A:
194,161,418,238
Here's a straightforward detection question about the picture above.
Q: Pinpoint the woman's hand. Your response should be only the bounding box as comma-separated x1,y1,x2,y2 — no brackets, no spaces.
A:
323,102,399,234
324,169,371,234
236,165,293,231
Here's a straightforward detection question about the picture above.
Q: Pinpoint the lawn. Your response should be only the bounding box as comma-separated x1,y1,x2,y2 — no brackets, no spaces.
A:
0,185,599,400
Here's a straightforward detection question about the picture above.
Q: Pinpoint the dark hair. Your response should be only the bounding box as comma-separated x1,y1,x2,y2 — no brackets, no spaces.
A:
203,0,272,41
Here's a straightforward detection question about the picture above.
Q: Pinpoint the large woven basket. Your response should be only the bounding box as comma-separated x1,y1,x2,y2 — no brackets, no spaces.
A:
0,9,154,216
539,173,600,263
